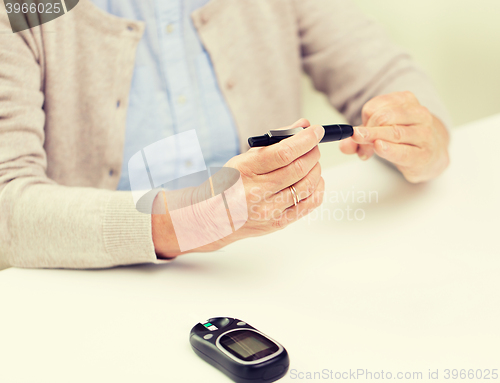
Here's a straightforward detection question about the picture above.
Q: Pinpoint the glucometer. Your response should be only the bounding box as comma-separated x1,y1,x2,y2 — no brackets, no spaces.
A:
190,317,289,383
248,124,353,147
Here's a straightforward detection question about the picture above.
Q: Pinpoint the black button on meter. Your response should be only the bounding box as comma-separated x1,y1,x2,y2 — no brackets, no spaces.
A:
190,317,289,383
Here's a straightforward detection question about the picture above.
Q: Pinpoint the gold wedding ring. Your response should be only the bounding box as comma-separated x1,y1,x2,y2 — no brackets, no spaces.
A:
289,185,300,207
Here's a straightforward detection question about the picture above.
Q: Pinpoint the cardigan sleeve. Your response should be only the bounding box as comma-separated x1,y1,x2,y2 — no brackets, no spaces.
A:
294,0,452,128
0,10,164,269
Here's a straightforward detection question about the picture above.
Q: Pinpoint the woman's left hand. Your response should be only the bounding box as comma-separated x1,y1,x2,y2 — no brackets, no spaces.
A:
339,91,450,183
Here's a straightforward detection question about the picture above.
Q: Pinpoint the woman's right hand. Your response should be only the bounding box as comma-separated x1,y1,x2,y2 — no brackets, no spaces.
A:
152,118,325,258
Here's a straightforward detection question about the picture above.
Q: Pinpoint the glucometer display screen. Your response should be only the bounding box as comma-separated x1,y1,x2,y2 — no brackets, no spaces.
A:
219,330,279,362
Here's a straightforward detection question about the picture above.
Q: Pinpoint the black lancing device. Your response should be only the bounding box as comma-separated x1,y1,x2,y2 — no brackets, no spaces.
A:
248,124,354,147
190,317,289,383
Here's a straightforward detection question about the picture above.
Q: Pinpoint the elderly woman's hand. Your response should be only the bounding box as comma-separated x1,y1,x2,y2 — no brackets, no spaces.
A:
339,91,450,183
152,119,325,258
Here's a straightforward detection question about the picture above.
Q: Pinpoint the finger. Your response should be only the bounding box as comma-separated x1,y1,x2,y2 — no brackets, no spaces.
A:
366,105,432,128
263,146,321,193
373,139,423,167
361,91,419,125
339,137,358,155
356,143,374,161
248,123,324,174
272,162,322,210
272,177,325,230
352,124,426,147
287,118,311,130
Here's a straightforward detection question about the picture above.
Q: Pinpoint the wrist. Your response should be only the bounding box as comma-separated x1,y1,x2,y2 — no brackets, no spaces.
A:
151,191,182,259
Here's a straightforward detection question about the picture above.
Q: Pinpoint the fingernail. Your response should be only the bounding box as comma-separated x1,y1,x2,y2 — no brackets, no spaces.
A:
314,125,325,141
355,127,368,139
359,155,368,161
378,140,388,151
294,118,310,128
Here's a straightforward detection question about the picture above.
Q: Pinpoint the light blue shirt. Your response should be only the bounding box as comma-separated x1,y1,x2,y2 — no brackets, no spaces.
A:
90,0,240,191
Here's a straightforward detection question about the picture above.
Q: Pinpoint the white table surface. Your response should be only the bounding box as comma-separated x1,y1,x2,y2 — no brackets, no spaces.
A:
1,115,499,383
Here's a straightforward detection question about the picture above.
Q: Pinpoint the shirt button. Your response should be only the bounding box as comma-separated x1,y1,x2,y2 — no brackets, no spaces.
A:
116,100,121,108
126,24,136,32
226,79,235,90
165,24,174,34
177,95,186,104
200,14,209,25
109,169,114,177
185,160,193,169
